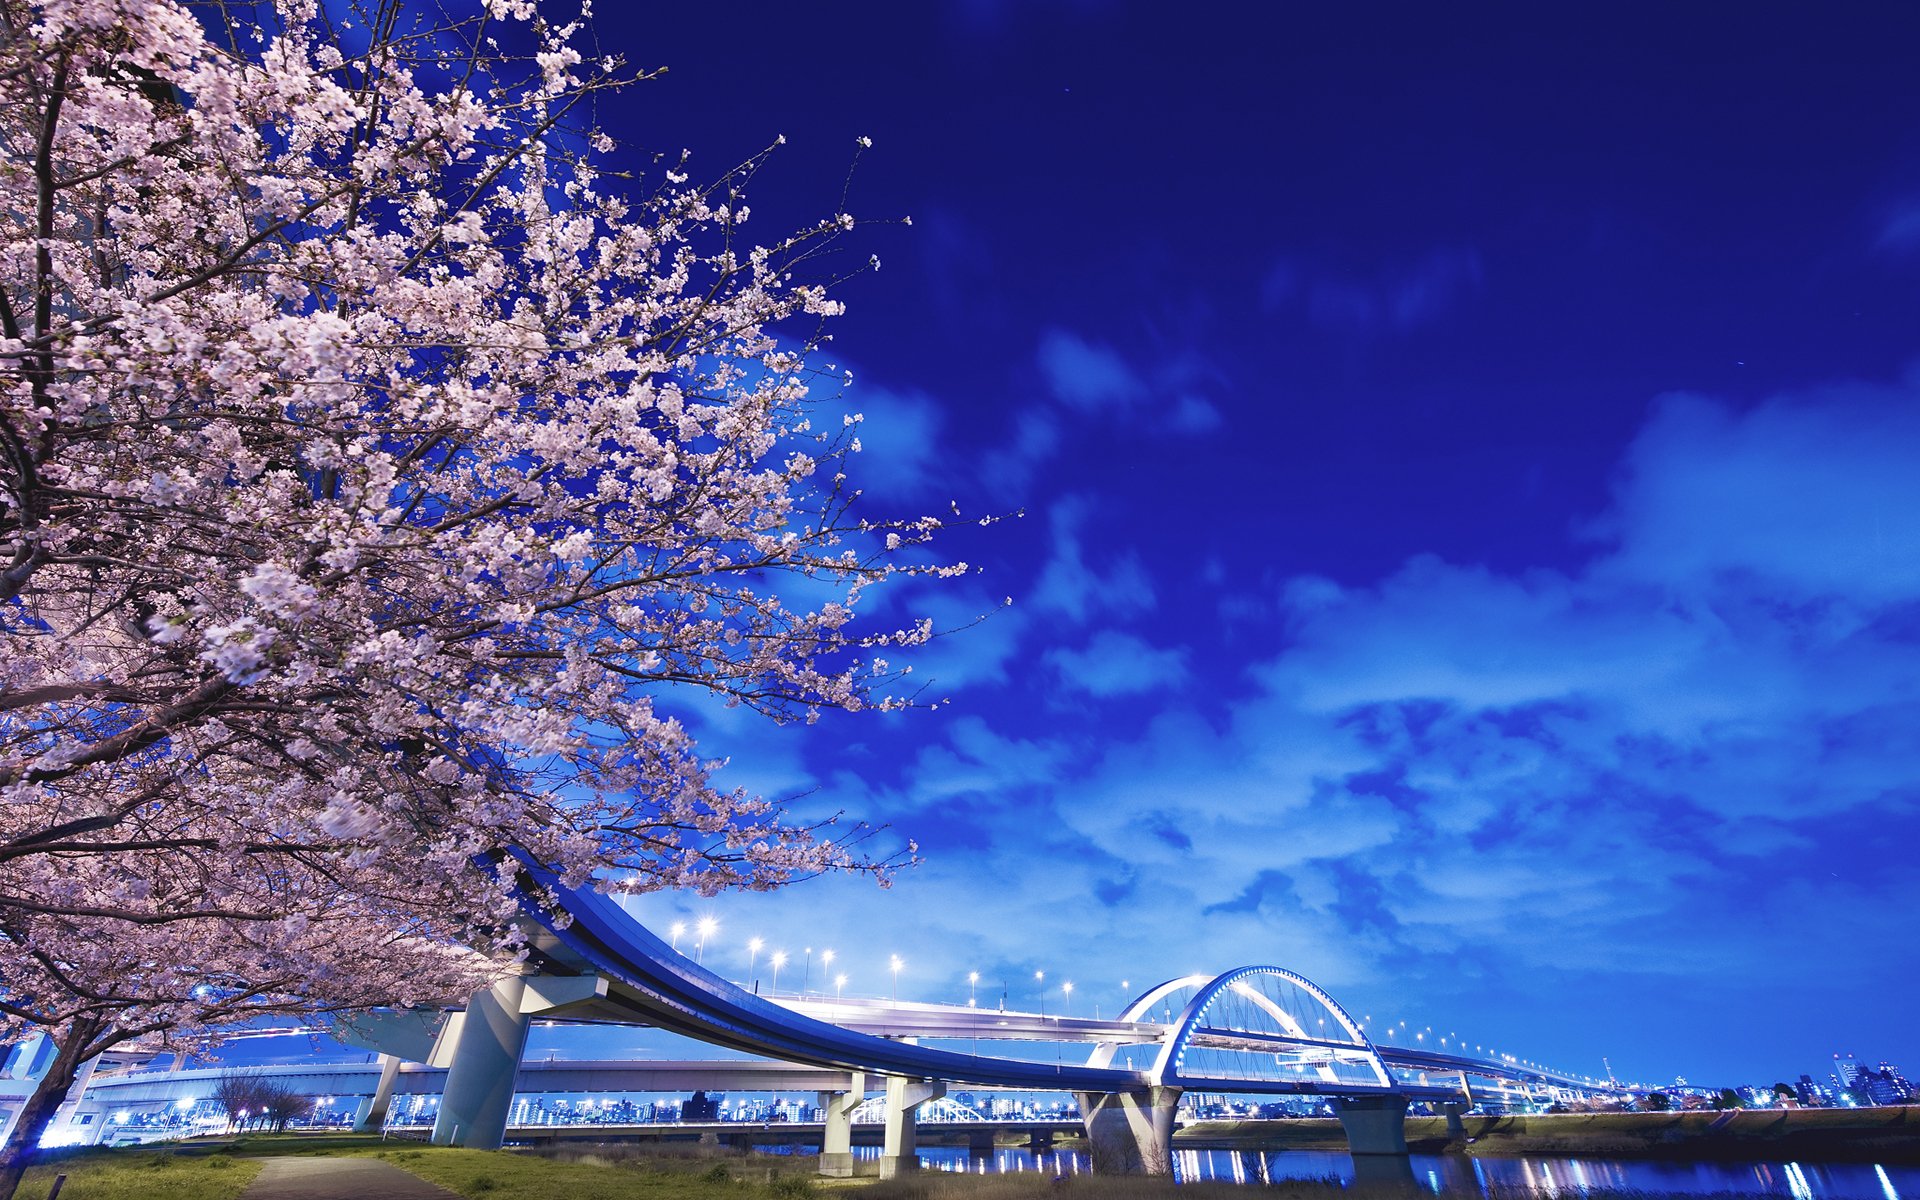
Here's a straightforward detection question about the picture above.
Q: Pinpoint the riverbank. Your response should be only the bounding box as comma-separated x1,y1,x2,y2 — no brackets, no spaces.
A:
1177,1108,1920,1164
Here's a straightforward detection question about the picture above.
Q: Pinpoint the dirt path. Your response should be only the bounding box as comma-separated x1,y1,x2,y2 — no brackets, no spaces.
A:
240,1155,463,1200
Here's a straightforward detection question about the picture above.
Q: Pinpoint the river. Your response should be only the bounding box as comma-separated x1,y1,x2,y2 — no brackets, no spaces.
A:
814,1144,1920,1197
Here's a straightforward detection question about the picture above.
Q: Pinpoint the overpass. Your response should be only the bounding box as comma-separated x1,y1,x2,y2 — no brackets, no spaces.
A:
324,856,1617,1177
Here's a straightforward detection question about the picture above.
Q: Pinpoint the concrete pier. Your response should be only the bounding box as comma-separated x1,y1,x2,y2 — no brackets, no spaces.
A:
1332,1094,1415,1186
878,1076,945,1179
431,979,531,1149
816,1071,866,1177
1075,1086,1182,1175
350,1054,401,1133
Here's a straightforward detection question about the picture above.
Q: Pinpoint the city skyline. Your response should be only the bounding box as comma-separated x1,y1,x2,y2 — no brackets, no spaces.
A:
589,1,1920,1084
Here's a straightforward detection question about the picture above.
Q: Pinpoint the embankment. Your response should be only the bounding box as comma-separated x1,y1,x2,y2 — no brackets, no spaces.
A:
1175,1108,1920,1164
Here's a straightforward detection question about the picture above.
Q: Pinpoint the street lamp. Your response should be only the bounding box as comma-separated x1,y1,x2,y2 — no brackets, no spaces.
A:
1062,981,1074,1017
835,972,848,998
696,916,717,964
747,936,764,983
968,971,979,1008
670,921,687,952
889,955,903,1002
803,947,813,993
1035,971,1046,1018
771,950,789,995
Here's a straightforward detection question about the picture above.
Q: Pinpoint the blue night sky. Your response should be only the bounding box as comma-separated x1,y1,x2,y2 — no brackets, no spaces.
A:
579,3,1920,1087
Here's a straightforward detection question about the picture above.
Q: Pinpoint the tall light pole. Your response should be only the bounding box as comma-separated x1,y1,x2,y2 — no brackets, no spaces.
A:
967,971,979,1008
670,922,687,952
696,916,717,964
835,972,848,998
1035,970,1046,1019
803,947,813,994
822,949,836,997
1062,981,1074,1017
747,936,764,984
889,955,903,1002
771,950,789,995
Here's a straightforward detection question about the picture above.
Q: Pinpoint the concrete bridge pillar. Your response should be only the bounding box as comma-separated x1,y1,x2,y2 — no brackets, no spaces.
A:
968,1129,997,1155
1074,1086,1182,1176
352,1054,402,1133
816,1072,866,1178
431,977,531,1149
1442,1100,1468,1143
1332,1094,1415,1186
879,1075,945,1180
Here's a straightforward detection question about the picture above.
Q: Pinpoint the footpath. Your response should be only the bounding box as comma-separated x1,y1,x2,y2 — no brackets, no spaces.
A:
240,1156,462,1200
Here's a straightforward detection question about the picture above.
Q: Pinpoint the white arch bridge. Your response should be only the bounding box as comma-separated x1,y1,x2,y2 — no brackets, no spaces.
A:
342,860,1603,1178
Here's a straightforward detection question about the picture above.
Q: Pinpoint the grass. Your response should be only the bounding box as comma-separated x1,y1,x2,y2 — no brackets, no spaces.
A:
362,1142,840,1200
10,1146,260,1200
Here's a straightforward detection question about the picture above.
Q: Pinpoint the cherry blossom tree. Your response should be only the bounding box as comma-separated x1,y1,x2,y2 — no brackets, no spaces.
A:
0,0,959,1184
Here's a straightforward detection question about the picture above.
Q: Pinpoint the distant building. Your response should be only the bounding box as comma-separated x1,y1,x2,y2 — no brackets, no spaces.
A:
1855,1063,1914,1106
1832,1053,1864,1092
1795,1074,1836,1108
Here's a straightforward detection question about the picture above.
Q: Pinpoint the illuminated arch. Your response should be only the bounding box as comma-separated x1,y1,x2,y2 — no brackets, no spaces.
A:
1092,966,1391,1091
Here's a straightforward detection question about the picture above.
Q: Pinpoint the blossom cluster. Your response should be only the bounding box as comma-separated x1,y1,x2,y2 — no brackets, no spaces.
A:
0,0,960,1090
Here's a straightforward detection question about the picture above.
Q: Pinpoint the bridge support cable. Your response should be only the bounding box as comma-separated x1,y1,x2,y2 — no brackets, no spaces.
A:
431,978,533,1150
815,1071,867,1178
879,1076,945,1180
1075,1086,1182,1177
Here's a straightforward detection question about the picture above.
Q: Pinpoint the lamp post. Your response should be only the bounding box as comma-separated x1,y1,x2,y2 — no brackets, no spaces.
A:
696,917,717,964
822,949,836,997
747,936,764,985
1062,981,1074,1017
670,922,687,952
835,972,848,998
771,950,788,995
1035,970,1046,1019
889,955,903,1002
967,971,979,1008
803,947,813,993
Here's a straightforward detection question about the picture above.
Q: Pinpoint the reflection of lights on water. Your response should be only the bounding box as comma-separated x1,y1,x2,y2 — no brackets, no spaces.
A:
1785,1162,1814,1200
1877,1164,1902,1200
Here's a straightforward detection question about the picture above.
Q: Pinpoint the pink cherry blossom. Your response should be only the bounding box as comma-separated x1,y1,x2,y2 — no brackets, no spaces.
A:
0,0,971,1186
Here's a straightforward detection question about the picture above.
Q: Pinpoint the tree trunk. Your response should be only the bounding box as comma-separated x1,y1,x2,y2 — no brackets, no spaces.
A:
0,1017,104,1200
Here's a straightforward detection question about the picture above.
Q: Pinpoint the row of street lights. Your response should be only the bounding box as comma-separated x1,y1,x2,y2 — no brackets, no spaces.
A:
663,920,1577,1077
661,919,1112,1012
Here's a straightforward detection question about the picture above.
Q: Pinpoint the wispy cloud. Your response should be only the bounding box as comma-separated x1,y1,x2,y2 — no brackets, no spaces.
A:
667,380,1920,1078
1029,496,1156,621
1037,329,1143,413
1263,246,1485,335
1044,629,1189,696
843,378,949,501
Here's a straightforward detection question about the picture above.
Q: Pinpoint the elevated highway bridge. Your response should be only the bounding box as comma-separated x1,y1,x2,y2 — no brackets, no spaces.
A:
322,857,1621,1178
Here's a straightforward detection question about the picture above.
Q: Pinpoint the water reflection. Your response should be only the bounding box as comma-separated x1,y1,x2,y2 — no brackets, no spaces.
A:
812,1144,1920,1197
